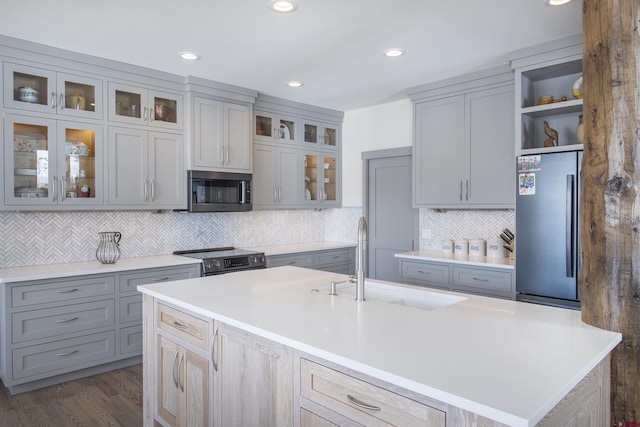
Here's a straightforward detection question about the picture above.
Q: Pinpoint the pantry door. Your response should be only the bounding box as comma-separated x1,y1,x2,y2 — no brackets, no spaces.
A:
364,147,418,282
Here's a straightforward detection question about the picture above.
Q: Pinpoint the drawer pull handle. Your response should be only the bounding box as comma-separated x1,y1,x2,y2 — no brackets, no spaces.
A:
417,270,431,275
212,328,219,372
472,277,489,282
56,349,78,357
347,395,381,412
55,316,79,323
55,288,79,293
172,351,180,388
152,277,171,282
173,320,188,330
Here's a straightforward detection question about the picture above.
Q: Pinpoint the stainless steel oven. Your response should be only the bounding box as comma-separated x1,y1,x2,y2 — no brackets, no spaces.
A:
173,247,266,276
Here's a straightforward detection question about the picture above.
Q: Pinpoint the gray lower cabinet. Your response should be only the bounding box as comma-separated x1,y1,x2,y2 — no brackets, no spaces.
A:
266,247,356,275
0,263,200,394
399,259,514,299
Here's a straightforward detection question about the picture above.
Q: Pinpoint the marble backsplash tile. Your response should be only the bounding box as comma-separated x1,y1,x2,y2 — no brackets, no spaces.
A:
0,207,511,268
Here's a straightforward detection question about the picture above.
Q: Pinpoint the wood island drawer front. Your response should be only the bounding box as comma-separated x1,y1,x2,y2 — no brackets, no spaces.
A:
267,254,313,268
12,300,115,344
119,266,199,293
400,261,450,286
11,276,116,308
300,359,445,427
13,331,116,381
157,304,209,350
452,267,513,293
313,249,354,267
120,295,142,324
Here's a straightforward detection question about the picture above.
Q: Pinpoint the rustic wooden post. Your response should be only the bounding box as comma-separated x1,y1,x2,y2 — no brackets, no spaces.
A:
580,0,640,424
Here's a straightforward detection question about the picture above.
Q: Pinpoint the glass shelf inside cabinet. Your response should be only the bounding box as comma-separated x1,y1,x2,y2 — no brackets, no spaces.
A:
13,72,49,107
13,124,50,198
322,156,336,201
64,128,97,199
256,115,273,138
153,96,177,124
64,81,96,112
115,90,142,119
323,127,337,147
304,154,318,201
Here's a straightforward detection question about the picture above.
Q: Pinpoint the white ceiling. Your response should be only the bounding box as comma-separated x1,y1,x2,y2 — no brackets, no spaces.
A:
0,0,583,112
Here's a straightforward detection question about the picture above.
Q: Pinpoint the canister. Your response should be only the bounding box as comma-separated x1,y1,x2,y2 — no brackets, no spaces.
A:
469,239,486,256
486,238,507,258
454,239,468,255
442,239,454,253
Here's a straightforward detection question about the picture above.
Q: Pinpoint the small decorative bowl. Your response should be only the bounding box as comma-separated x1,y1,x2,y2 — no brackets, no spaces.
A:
19,87,38,103
538,95,554,105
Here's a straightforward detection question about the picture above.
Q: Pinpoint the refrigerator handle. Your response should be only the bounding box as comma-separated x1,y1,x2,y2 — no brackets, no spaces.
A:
566,175,575,277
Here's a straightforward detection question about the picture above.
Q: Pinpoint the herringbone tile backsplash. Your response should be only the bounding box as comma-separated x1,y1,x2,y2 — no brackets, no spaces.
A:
0,207,512,268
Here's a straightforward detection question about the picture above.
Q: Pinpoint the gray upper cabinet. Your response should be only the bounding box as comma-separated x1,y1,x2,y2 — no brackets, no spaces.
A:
409,66,515,209
3,61,104,120
253,143,299,208
301,119,340,151
108,82,183,131
107,127,185,209
192,97,252,173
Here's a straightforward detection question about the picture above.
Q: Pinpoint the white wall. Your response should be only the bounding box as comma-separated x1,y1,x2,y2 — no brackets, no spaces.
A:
341,99,413,206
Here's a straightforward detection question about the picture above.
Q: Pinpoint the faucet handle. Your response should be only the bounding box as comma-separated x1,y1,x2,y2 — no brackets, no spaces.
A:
330,281,338,296
347,275,357,283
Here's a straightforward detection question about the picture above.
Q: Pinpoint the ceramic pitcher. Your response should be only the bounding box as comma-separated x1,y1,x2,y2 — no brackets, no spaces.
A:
96,231,121,264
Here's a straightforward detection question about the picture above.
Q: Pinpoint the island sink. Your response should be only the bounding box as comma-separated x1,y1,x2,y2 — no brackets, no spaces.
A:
334,279,467,310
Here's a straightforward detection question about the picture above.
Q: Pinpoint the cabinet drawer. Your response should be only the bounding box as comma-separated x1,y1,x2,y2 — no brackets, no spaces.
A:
120,325,143,356
267,254,313,268
400,261,450,287
11,275,116,308
157,303,209,351
119,266,200,293
452,267,513,294
12,331,116,381
300,408,339,427
300,359,445,427
120,294,142,324
313,249,354,267
12,300,115,344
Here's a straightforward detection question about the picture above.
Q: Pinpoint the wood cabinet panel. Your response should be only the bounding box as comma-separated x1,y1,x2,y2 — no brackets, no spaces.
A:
11,275,115,308
300,358,445,427
157,303,210,351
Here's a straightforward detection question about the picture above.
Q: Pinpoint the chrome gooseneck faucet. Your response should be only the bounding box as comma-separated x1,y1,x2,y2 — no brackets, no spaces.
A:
355,216,367,301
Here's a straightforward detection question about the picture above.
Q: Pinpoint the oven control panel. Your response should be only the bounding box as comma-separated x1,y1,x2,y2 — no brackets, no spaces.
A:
203,253,266,275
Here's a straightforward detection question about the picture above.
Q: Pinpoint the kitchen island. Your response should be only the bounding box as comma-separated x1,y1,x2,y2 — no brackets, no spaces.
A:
138,266,621,427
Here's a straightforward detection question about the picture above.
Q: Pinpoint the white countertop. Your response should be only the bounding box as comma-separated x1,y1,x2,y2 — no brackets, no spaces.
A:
138,266,620,427
0,255,202,283
245,241,356,256
396,249,515,269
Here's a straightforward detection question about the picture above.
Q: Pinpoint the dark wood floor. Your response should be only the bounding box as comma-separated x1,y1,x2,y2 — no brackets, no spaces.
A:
0,364,143,427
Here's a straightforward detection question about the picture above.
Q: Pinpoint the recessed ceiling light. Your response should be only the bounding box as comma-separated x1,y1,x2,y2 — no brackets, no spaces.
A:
384,48,405,58
269,0,297,13
287,81,303,88
178,52,200,61
545,0,573,5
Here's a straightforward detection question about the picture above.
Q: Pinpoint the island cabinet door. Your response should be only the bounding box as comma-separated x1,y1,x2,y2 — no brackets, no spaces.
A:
157,335,210,427
213,322,294,427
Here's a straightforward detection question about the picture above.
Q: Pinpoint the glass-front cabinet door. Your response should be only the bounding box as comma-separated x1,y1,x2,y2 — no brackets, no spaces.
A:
302,152,339,206
3,62,103,119
108,83,182,130
4,114,103,207
302,120,339,149
254,111,297,144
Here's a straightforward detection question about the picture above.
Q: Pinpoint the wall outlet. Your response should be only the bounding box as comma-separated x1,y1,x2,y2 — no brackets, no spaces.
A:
422,229,432,239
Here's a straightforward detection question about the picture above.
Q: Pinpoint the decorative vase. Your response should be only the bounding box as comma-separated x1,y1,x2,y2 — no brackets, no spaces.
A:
576,114,584,144
96,231,121,264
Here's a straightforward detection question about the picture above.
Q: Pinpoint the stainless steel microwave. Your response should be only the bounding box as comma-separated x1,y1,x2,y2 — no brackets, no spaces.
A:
187,170,252,212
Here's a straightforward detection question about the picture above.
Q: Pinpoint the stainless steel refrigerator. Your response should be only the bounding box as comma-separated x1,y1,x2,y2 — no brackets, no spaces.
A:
515,151,582,309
